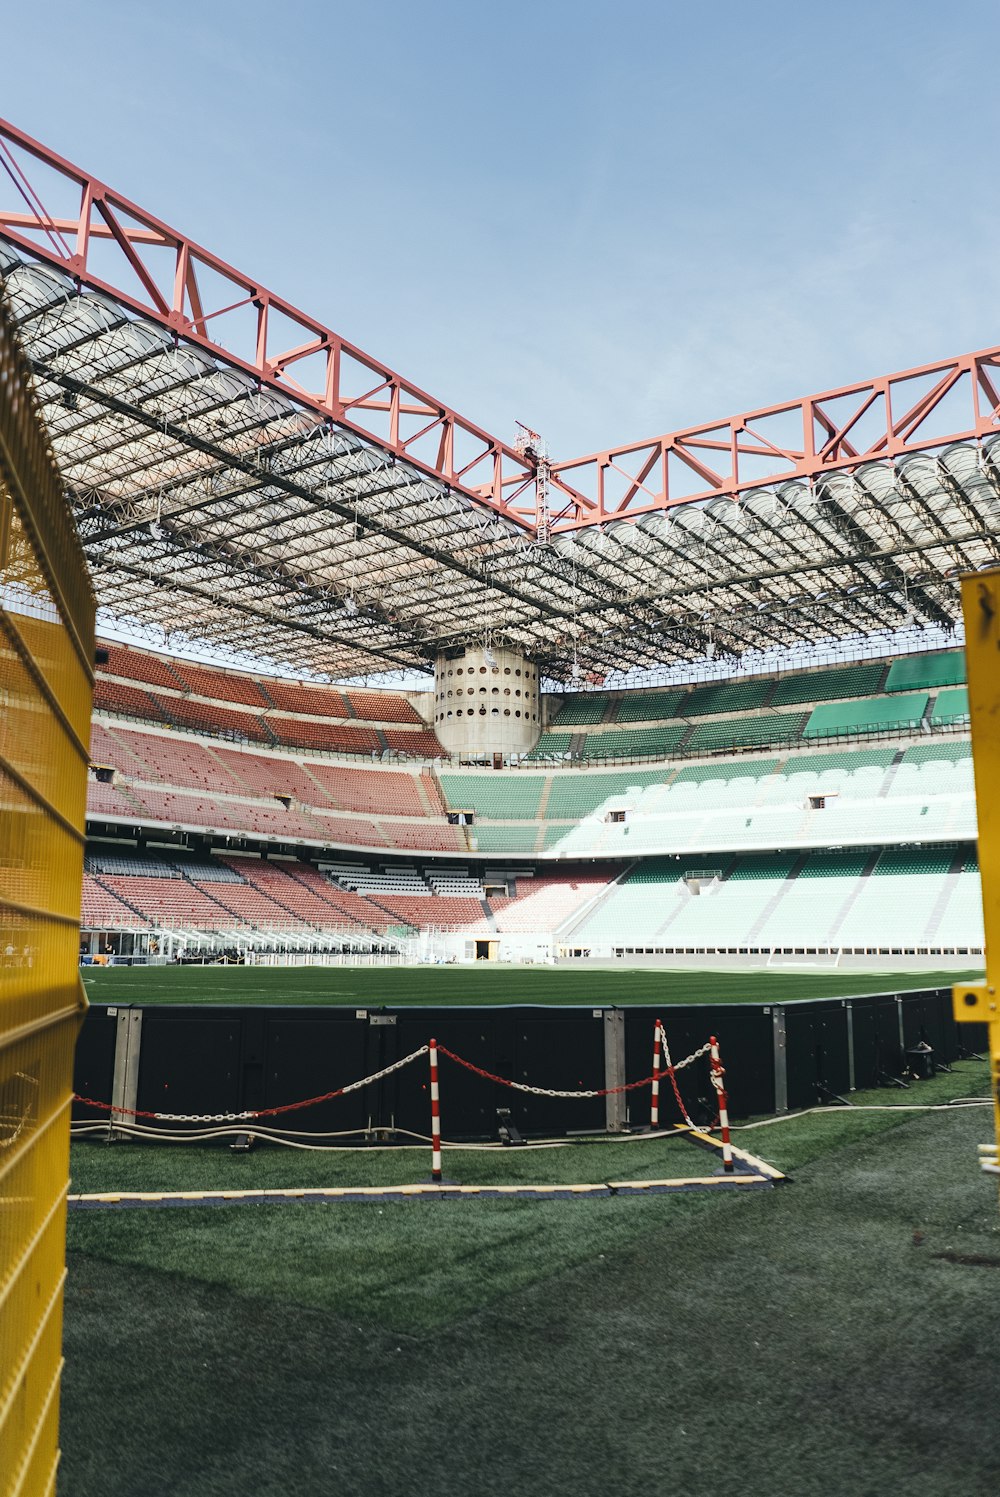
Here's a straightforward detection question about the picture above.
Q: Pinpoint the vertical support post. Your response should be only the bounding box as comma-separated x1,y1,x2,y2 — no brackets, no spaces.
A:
429,1038,442,1183
954,568,1000,1201
602,1009,626,1133
650,1017,661,1128
772,1005,788,1114
845,1000,856,1093
709,1036,734,1173
110,1007,143,1139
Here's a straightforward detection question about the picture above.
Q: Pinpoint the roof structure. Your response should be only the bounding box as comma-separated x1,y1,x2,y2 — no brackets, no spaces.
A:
2,116,1000,685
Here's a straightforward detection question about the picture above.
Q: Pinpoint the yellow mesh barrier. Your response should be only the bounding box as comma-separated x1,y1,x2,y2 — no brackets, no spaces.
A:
0,291,94,1497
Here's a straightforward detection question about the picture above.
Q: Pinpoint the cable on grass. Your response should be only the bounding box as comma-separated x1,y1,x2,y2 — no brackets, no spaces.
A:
734,1100,992,1131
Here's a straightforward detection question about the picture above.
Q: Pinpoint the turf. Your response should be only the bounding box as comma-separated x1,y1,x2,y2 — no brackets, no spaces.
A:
60,1062,1000,1497
79,962,982,1008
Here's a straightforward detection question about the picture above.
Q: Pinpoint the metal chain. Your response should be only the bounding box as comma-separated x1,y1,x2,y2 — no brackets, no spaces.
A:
74,1045,430,1124
438,1040,712,1100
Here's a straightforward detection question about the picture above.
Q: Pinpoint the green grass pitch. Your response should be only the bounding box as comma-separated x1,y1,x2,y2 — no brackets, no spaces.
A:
80,962,983,1008
60,1061,1000,1497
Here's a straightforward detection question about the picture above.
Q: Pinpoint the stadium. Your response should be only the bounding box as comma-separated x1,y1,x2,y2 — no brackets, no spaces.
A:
2,96,1000,1497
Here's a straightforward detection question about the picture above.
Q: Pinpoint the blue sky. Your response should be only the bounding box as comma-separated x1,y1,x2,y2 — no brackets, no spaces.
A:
3,0,998,466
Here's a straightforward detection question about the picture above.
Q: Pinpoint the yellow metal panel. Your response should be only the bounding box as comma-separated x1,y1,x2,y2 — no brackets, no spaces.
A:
954,571,1000,1196
0,288,94,1496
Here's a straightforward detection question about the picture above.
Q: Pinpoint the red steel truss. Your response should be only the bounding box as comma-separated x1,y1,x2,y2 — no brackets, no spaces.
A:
546,349,1000,531
0,117,539,528
3,115,1000,539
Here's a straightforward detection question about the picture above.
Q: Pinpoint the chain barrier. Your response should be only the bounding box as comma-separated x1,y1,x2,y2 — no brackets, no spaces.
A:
659,1032,711,1129
72,1045,430,1124
437,1039,712,1100
73,1035,714,1121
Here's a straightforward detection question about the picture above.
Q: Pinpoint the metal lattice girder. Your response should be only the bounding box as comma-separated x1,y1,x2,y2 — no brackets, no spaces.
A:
3,115,1000,682
0,116,541,528
547,351,1000,530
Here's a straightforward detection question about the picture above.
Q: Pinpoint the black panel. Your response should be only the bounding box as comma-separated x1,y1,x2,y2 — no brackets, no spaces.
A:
784,1000,851,1109
624,1006,775,1122
263,1013,368,1133
135,1008,242,1123
71,1005,117,1122
510,1015,606,1135
391,1014,500,1140
74,986,985,1141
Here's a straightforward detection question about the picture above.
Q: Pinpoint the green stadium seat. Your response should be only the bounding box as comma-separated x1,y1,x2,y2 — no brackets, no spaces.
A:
544,769,667,820
803,693,928,738
678,677,774,717
671,757,778,785
614,690,686,723
471,825,541,855
580,723,689,759
884,650,965,693
901,739,971,764
439,773,546,821
931,687,969,724
684,713,806,752
548,694,610,725
769,661,886,706
525,731,575,760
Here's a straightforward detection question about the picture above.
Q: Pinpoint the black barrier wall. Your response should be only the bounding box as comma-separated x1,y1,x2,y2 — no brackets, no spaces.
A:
71,990,989,1140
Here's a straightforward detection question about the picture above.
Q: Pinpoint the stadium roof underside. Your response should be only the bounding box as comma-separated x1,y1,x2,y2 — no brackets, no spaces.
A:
3,119,1000,685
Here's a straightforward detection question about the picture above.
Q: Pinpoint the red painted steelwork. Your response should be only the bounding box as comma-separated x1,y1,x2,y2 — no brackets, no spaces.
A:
547,350,1000,530
0,117,539,528
3,117,1000,538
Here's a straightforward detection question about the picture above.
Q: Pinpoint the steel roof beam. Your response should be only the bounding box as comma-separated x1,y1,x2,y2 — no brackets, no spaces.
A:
0,117,541,531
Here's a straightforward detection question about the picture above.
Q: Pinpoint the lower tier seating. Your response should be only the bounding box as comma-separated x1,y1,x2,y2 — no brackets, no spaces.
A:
569,846,983,952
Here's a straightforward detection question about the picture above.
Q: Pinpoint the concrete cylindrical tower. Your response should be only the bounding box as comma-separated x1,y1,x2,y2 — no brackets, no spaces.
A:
433,646,540,758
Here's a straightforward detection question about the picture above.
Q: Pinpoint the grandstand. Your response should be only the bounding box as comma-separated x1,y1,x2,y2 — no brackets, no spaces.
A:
74,634,982,965
0,116,992,975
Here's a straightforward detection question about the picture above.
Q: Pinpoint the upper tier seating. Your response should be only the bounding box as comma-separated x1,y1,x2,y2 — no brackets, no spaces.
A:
578,724,689,759
94,643,439,755
551,694,611,726
259,680,350,718
679,677,773,717
525,731,574,759
931,687,970,725
170,664,272,708
614,689,686,723
803,693,928,738
101,644,186,691
685,711,807,752
263,717,381,754
884,649,965,692
769,661,886,706
162,696,272,743
343,690,422,725
92,679,171,722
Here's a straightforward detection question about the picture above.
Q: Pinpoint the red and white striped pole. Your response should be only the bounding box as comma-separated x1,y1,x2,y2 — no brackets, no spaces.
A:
429,1038,442,1183
709,1035,733,1173
651,1018,662,1128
